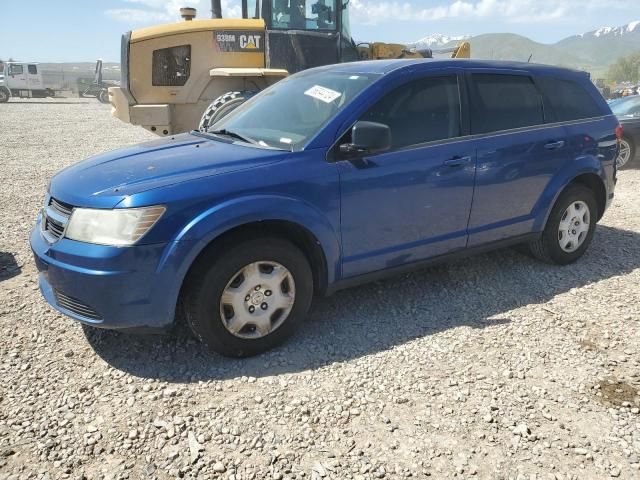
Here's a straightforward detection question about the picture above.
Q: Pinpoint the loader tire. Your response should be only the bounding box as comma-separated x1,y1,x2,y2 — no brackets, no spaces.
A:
97,89,109,104
198,91,256,132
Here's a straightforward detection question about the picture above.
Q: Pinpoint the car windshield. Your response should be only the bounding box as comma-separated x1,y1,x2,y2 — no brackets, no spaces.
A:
208,70,380,151
611,96,640,117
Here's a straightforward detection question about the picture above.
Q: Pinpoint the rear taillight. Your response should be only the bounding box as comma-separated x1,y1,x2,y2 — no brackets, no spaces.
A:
615,124,623,141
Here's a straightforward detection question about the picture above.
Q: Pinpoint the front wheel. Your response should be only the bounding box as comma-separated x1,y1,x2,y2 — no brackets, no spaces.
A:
0,88,9,103
527,185,597,265
182,237,313,357
198,91,256,132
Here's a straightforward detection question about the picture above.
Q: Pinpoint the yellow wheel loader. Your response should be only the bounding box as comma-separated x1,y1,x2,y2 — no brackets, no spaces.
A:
109,0,470,136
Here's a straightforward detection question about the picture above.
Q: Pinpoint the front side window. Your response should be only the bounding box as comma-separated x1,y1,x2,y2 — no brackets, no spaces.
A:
28,64,37,75
537,77,603,121
271,0,337,30
152,45,191,87
470,74,544,134
9,64,23,75
359,75,462,149
211,69,379,150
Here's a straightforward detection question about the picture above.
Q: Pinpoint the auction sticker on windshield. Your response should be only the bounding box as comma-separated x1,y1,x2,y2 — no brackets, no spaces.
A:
304,85,342,104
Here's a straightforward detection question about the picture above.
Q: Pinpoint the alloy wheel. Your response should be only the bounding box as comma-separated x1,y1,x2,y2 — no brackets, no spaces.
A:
617,139,631,168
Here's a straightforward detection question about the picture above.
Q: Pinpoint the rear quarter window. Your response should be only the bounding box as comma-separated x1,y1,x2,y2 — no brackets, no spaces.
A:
469,74,544,135
536,76,603,122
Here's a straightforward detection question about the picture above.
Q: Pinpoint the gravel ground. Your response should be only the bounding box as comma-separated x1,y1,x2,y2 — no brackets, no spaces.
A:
1,98,639,480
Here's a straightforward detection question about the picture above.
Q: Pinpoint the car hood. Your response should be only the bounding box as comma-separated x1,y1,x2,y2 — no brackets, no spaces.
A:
49,133,286,208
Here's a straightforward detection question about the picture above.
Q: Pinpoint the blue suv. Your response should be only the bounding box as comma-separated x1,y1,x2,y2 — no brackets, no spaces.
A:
31,59,619,357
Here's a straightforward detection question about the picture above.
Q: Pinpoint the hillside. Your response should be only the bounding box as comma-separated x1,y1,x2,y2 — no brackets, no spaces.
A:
411,21,640,73
442,33,591,68
556,22,640,66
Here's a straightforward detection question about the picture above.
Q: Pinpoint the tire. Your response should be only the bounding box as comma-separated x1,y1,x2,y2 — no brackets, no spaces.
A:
97,89,109,104
198,91,256,132
527,184,598,265
182,237,313,357
0,88,9,103
617,137,636,170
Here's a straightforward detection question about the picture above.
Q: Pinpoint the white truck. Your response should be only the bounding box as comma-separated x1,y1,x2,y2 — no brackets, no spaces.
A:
0,62,54,102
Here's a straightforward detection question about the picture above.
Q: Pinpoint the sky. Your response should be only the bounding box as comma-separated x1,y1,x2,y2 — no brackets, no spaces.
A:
1,0,639,62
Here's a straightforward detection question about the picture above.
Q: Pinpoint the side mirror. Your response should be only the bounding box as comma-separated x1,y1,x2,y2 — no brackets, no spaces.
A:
340,121,392,155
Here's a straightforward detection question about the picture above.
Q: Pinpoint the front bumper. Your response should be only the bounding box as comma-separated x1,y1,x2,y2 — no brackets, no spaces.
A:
30,219,179,331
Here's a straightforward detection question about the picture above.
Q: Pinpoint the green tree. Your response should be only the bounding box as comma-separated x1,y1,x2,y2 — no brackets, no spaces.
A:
607,51,640,83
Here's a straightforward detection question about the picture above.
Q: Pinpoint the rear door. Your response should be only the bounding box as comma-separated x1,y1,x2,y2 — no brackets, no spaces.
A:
466,72,570,246
538,74,620,172
26,64,43,91
338,73,477,277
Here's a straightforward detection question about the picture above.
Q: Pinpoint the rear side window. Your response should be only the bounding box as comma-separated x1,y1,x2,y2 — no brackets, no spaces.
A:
152,45,191,87
360,75,462,149
470,74,544,134
537,77,603,121
28,65,37,74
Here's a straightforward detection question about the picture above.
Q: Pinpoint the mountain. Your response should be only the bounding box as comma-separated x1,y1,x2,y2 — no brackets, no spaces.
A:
441,33,590,68
416,21,640,73
408,34,470,49
555,21,640,66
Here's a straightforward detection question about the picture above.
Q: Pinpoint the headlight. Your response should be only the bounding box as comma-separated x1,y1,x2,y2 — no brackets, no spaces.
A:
65,206,165,246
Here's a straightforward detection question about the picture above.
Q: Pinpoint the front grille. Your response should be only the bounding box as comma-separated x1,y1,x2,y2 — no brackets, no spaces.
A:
50,198,73,216
54,290,102,321
45,218,64,238
42,197,73,243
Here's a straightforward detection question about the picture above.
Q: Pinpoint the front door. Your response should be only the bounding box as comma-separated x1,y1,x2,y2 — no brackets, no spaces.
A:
7,64,28,92
337,74,477,278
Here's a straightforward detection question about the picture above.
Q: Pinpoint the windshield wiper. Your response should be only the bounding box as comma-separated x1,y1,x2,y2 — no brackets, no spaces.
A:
209,128,259,146
204,128,292,151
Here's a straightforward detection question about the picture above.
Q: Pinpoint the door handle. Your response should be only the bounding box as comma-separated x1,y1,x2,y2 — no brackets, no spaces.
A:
444,155,472,167
544,140,565,150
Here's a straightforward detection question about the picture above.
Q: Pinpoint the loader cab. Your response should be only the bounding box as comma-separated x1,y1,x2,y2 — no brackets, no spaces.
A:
244,0,358,72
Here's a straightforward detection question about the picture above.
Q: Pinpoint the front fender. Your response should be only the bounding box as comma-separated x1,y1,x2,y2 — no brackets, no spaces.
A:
532,155,607,231
157,193,342,297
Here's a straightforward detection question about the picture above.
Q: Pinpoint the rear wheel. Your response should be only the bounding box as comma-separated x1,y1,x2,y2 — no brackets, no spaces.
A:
198,91,256,132
97,89,109,104
527,185,597,265
182,237,313,357
617,137,636,169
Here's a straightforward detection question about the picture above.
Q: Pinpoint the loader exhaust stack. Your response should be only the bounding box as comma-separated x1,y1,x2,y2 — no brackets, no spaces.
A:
211,0,222,18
